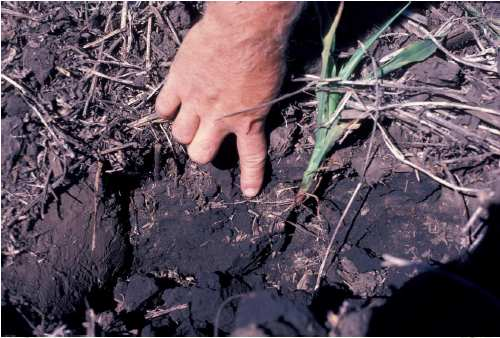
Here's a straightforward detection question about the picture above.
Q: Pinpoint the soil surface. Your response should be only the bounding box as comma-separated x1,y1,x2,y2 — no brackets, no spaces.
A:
2,1,500,336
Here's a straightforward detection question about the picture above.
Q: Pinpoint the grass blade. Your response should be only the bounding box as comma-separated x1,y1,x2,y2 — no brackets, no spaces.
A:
298,2,411,199
338,2,411,79
297,3,344,202
317,2,344,125
374,38,437,78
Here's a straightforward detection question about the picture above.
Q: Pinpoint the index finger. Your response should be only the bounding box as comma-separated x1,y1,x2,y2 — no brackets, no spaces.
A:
236,130,267,197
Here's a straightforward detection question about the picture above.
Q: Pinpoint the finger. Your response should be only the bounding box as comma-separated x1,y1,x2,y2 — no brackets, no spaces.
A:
155,81,181,120
237,131,267,197
187,121,228,164
171,108,200,144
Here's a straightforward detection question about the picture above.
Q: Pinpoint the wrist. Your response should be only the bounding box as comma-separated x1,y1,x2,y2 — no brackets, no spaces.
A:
202,2,302,43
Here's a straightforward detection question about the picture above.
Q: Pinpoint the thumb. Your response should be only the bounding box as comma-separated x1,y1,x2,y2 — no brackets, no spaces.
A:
237,131,267,197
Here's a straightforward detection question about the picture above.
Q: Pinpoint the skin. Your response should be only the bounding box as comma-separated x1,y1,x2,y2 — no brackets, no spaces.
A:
155,2,302,197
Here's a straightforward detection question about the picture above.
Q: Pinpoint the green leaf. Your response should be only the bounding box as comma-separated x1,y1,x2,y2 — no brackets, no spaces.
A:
374,38,437,78
323,1,412,137
317,2,344,126
299,3,344,200
337,2,411,80
298,2,411,198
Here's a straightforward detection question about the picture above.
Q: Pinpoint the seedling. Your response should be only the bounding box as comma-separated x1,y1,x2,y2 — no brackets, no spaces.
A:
297,2,440,201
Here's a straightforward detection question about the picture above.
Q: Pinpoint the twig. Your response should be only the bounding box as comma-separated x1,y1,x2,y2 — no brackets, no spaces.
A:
314,181,363,290
462,206,484,234
127,112,164,129
412,22,498,73
481,125,500,137
98,142,138,155
1,75,63,144
120,1,128,29
154,143,161,181
423,111,500,152
346,100,500,136
83,11,114,117
453,174,471,219
0,8,41,21
376,121,484,195
1,73,29,95
284,219,321,239
83,68,146,88
91,162,103,253
135,79,166,108
468,222,487,253
350,100,500,117
150,5,181,46
359,41,382,178
83,28,124,49
125,11,133,56
214,293,250,337
392,108,464,143
145,15,152,69
299,76,470,102
159,123,174,151
25,101,61,143
145,303,188,320
314,44,382,291
86,59,143,69
464,21,486,52
322,91,352,127
164,10,182,46
14,307,37,332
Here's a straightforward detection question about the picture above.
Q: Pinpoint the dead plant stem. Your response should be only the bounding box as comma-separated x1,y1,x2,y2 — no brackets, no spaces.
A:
376,121,484,195
314,181,363,290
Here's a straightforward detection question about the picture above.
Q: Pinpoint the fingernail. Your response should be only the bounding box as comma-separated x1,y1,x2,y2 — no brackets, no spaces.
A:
243,187,259,198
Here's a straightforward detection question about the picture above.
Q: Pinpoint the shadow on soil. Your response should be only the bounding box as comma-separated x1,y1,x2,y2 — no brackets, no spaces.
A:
366,201,500,336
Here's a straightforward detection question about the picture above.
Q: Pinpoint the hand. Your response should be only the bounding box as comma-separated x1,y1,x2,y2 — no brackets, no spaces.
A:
155,2,301,197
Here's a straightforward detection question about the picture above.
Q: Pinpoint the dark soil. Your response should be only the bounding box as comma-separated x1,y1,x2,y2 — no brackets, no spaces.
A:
2,1,500,336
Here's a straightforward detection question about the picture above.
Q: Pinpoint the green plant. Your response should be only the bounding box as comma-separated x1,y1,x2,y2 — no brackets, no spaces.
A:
297,2,439,201
374,38,437,78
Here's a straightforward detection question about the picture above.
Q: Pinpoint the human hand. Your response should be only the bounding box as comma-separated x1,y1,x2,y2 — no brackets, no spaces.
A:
155,2,301,197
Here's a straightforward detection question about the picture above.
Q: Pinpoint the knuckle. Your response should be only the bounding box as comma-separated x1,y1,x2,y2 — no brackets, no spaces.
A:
155,98,167,117
234,118,265,135
241,152,266,168
171,126,191,144
155,95,177,119
156,109,170,121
